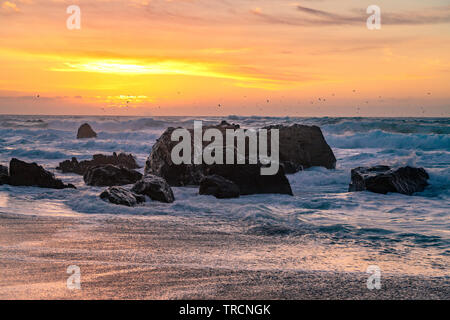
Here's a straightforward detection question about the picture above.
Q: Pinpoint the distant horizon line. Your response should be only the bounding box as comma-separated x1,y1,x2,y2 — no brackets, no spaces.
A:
0,113,448,119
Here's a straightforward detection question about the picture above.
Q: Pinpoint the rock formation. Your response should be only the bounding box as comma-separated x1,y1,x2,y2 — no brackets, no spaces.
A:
83,165,142,187
77,123,97,139
349,165,429,195
57,152,140,175
131,174,175,203
100,186,145,207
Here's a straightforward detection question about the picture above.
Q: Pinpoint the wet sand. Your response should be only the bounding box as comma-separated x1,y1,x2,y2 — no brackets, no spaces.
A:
0,213,448,300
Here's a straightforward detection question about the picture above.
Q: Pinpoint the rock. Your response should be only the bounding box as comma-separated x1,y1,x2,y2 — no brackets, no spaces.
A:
0,164,7,176
349,165,429,195
8,158,76,189
263,124,336,173
131,174,175,203
206,164,293,196
199,175,240,199
145,121,335,189
100,186,145,207
83,164,142,186
145,122,240,186
144,121,294,195
77,123,97,139
57,152,140,175
0,165,9,185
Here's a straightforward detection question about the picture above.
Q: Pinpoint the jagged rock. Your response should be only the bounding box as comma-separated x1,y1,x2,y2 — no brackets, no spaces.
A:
8,158,76,189
131,174,175,203
100,186,145,207
77,123,97,139
57,152,140,175
205,164,293,196
145,121,240,186
145,121,335,191
144,121,295,195
84,165,142,187
199,175,240,199
263,124,336,173
349,165,429,195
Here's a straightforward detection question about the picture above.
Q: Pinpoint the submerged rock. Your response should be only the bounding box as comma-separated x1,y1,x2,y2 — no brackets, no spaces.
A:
131,174,175,203
84,165,142,187
199,175,240,199
8,158,76,189
100,186,145,207
349,165,429,195
57,152,140,175
263,124,336,172
77,123,97,139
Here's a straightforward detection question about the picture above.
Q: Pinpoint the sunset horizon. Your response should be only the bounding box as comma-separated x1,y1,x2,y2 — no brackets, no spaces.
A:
1,0,449,117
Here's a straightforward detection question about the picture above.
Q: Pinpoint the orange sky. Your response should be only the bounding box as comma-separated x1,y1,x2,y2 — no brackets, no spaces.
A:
0,0,449,116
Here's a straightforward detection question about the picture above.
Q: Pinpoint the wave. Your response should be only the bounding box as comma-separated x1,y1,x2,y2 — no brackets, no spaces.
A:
327,130,450,151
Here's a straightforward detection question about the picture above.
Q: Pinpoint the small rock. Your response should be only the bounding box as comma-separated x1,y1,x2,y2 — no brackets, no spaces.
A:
84,165,143,187
349,165,429,195
77,123,97,139
57,152,140,175
199,175,240,199
132,174,175,203
100,186,145,207
8,158,75,189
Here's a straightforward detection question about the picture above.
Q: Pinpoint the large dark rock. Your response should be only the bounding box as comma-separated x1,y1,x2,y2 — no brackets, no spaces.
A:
8,158,75,189
144,121,295,195
206,164,293,196
131,174,175,203
57,152,140,175
349,165,429,195
263,124,336,172
100,186,145,207
199,175,240,199
83,165,142,187
145,121,335,190
77,123,97,139
145,121,240,186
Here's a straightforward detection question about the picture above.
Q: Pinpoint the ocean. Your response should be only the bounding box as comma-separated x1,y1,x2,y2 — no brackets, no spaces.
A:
0,115,449,278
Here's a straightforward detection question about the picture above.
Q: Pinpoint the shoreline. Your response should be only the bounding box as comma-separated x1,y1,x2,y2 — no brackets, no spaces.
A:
1,212,448,300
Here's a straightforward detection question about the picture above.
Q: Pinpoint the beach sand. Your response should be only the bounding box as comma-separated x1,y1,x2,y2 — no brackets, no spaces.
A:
0,212,448,300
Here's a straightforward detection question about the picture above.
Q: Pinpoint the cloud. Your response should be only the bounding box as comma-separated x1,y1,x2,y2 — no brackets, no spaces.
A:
1,1,20,14
252,4,450,27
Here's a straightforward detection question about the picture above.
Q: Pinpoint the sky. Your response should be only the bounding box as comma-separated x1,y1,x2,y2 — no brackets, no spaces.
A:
0,0,449,116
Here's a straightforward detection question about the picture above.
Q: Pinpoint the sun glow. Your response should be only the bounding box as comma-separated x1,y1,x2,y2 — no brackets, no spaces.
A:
53,60,274,84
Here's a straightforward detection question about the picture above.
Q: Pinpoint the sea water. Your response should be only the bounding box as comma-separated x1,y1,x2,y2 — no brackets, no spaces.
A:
0,115,449,276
